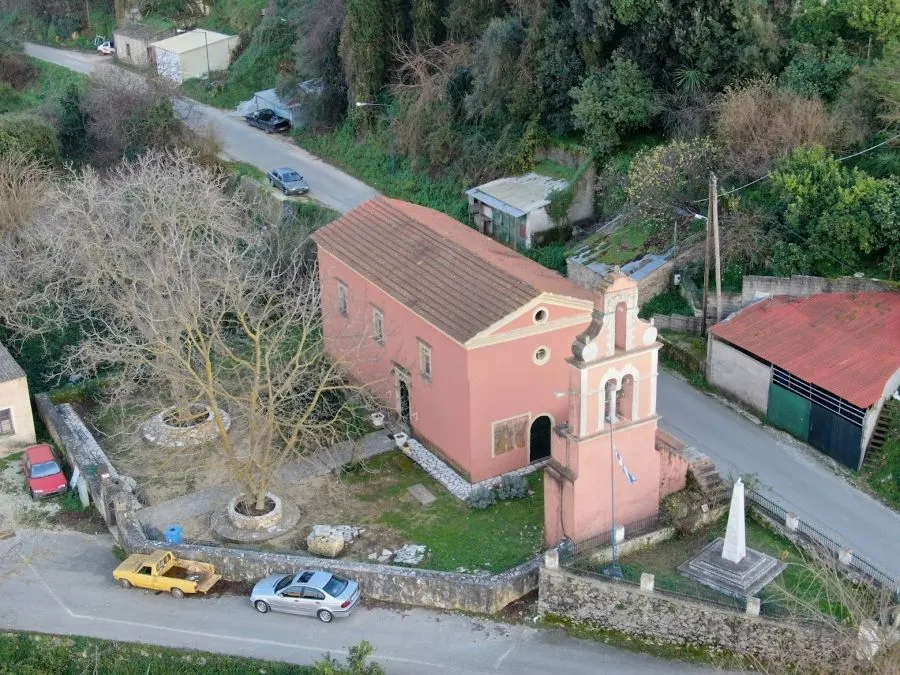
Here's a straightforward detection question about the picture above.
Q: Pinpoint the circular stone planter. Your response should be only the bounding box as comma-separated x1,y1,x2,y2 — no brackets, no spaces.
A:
141,403,231,449
211,492,301,543
227,492,283,530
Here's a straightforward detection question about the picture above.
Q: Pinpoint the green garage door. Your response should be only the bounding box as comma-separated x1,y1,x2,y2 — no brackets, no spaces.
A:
767,383,811,442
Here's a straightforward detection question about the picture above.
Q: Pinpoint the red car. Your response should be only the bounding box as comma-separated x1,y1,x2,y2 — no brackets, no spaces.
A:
22,444,67,500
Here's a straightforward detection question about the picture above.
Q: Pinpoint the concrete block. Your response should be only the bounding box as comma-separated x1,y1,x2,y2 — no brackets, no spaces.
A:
639,573,654,592
785,513,799,531
838,547,853,565
745,596,761,616
544,548,559,570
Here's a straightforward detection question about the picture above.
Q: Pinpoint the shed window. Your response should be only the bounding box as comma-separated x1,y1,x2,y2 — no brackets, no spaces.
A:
0,408,12,436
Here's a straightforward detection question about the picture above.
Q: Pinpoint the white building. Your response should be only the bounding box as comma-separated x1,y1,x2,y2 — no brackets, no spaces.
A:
150,29,240,84
0,342,35,455
465,173,569,250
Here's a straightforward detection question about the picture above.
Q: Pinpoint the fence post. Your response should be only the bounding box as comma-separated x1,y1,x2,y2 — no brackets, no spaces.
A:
745,597,761,616
838,548,853,566
544,548,559,570
640,573,655,592
785,513,799,532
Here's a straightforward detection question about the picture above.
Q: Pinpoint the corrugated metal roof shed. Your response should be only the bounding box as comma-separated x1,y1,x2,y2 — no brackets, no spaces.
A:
0,342,25,384
466,173,568,217
311,197,592,343
710,292,900,408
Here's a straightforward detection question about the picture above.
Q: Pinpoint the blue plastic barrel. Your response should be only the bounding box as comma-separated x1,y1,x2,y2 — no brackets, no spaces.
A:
163,525,183,545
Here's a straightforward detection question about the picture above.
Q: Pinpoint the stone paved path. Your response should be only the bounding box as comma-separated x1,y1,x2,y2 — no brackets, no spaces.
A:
136,431,396,530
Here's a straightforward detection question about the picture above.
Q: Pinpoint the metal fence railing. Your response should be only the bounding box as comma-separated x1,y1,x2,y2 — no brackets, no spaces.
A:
559,487,898,619
562,513,662,560
747,489,896,590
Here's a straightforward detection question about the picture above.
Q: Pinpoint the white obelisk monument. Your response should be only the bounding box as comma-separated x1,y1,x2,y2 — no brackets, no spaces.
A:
721,478,747,563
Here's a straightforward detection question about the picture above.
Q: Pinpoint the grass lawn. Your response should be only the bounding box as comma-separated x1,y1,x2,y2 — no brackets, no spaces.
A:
293,123,470,222
592,514,854,621
858,402,900,510
224,159,267,183
639,291,694,319
570,220,657,267
533,158,578,182
0,632,372,674
0,58,84,114
344,452,543,573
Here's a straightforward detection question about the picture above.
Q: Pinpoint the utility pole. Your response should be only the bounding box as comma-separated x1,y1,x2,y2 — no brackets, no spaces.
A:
700,177,712,336
711,173,723,323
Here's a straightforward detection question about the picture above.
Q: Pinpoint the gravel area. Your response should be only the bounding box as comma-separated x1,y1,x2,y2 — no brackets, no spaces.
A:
0,457,62,531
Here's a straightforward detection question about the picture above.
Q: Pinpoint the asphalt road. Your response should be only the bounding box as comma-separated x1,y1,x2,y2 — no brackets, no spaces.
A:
0,530,714,675
658,371,900,580
23,43,378,214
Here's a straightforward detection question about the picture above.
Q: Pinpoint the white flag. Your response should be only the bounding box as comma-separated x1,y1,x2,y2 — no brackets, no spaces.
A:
614,446,638,484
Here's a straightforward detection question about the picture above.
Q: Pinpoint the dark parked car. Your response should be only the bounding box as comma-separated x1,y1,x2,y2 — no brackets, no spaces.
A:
267,167,310,196
244,109,291,134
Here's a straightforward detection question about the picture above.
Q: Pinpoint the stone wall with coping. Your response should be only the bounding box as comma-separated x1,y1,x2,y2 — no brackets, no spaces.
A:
112,492,538,613
741,274,891,306
539,566,841,665
35,393,539,614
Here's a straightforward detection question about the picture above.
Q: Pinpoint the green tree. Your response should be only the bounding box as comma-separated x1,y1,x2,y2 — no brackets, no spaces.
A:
0,113,59,163
570,56,657,158
465,16,526,122
771,146,900,276
846,0,900,49
53,82,89,164
533,12,585,135
340,0,393,105
779,47,856,102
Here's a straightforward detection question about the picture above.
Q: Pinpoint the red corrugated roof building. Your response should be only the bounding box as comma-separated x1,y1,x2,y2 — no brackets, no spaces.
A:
710,292,900,408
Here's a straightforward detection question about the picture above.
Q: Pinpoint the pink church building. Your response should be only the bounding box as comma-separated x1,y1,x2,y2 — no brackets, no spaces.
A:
311,197,597,482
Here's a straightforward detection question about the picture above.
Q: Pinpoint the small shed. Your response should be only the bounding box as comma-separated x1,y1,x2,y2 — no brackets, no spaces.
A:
465,173,568,250
113,24,174,68
0,342,36,454
150,29,240,84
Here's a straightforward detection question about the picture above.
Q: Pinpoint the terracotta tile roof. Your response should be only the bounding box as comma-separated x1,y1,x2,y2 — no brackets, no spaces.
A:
0,342,25,384
710,292,900,408
311,197,592,343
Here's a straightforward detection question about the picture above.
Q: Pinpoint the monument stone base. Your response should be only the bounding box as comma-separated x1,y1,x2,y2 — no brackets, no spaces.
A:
679,537,786,599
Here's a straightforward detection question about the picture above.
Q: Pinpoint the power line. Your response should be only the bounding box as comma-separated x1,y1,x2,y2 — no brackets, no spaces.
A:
692,131,900,204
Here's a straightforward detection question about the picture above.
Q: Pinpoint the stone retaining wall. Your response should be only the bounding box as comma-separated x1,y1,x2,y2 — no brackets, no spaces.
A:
539,566,842,665
35,394,539,614
113,495,538,613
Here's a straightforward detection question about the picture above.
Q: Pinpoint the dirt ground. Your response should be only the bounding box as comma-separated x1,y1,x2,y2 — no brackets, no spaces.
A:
0,454,107,534
170,472,412,562
87,403,233,508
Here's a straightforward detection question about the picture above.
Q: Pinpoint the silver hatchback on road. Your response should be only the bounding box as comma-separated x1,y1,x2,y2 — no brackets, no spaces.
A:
250,570,361,623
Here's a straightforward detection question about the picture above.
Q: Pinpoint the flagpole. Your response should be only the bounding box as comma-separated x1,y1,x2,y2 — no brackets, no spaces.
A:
605,412,623,579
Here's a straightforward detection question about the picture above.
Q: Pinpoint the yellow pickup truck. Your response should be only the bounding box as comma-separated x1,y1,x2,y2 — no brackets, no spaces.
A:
113,549,221,599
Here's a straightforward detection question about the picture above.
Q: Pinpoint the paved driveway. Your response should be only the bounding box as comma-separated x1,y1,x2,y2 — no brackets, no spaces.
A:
24,43,378,214
0,530,716,675
658,371,900,580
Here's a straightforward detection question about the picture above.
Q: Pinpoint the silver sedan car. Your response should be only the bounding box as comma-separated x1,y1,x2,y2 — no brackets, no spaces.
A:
250,570,361,623
267,167,310,196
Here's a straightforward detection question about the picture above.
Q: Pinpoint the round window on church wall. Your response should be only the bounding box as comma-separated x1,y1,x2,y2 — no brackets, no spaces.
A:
533,308,548,323
534,347,550,365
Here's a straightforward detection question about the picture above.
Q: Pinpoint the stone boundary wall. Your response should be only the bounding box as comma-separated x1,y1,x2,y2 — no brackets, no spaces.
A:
35,394,539,614
539,566,841,665
741,274,892,306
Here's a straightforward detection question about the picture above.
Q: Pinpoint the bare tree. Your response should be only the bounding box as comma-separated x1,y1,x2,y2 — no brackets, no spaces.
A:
0,148,53,236
756,550,900,674
0,149,370,512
